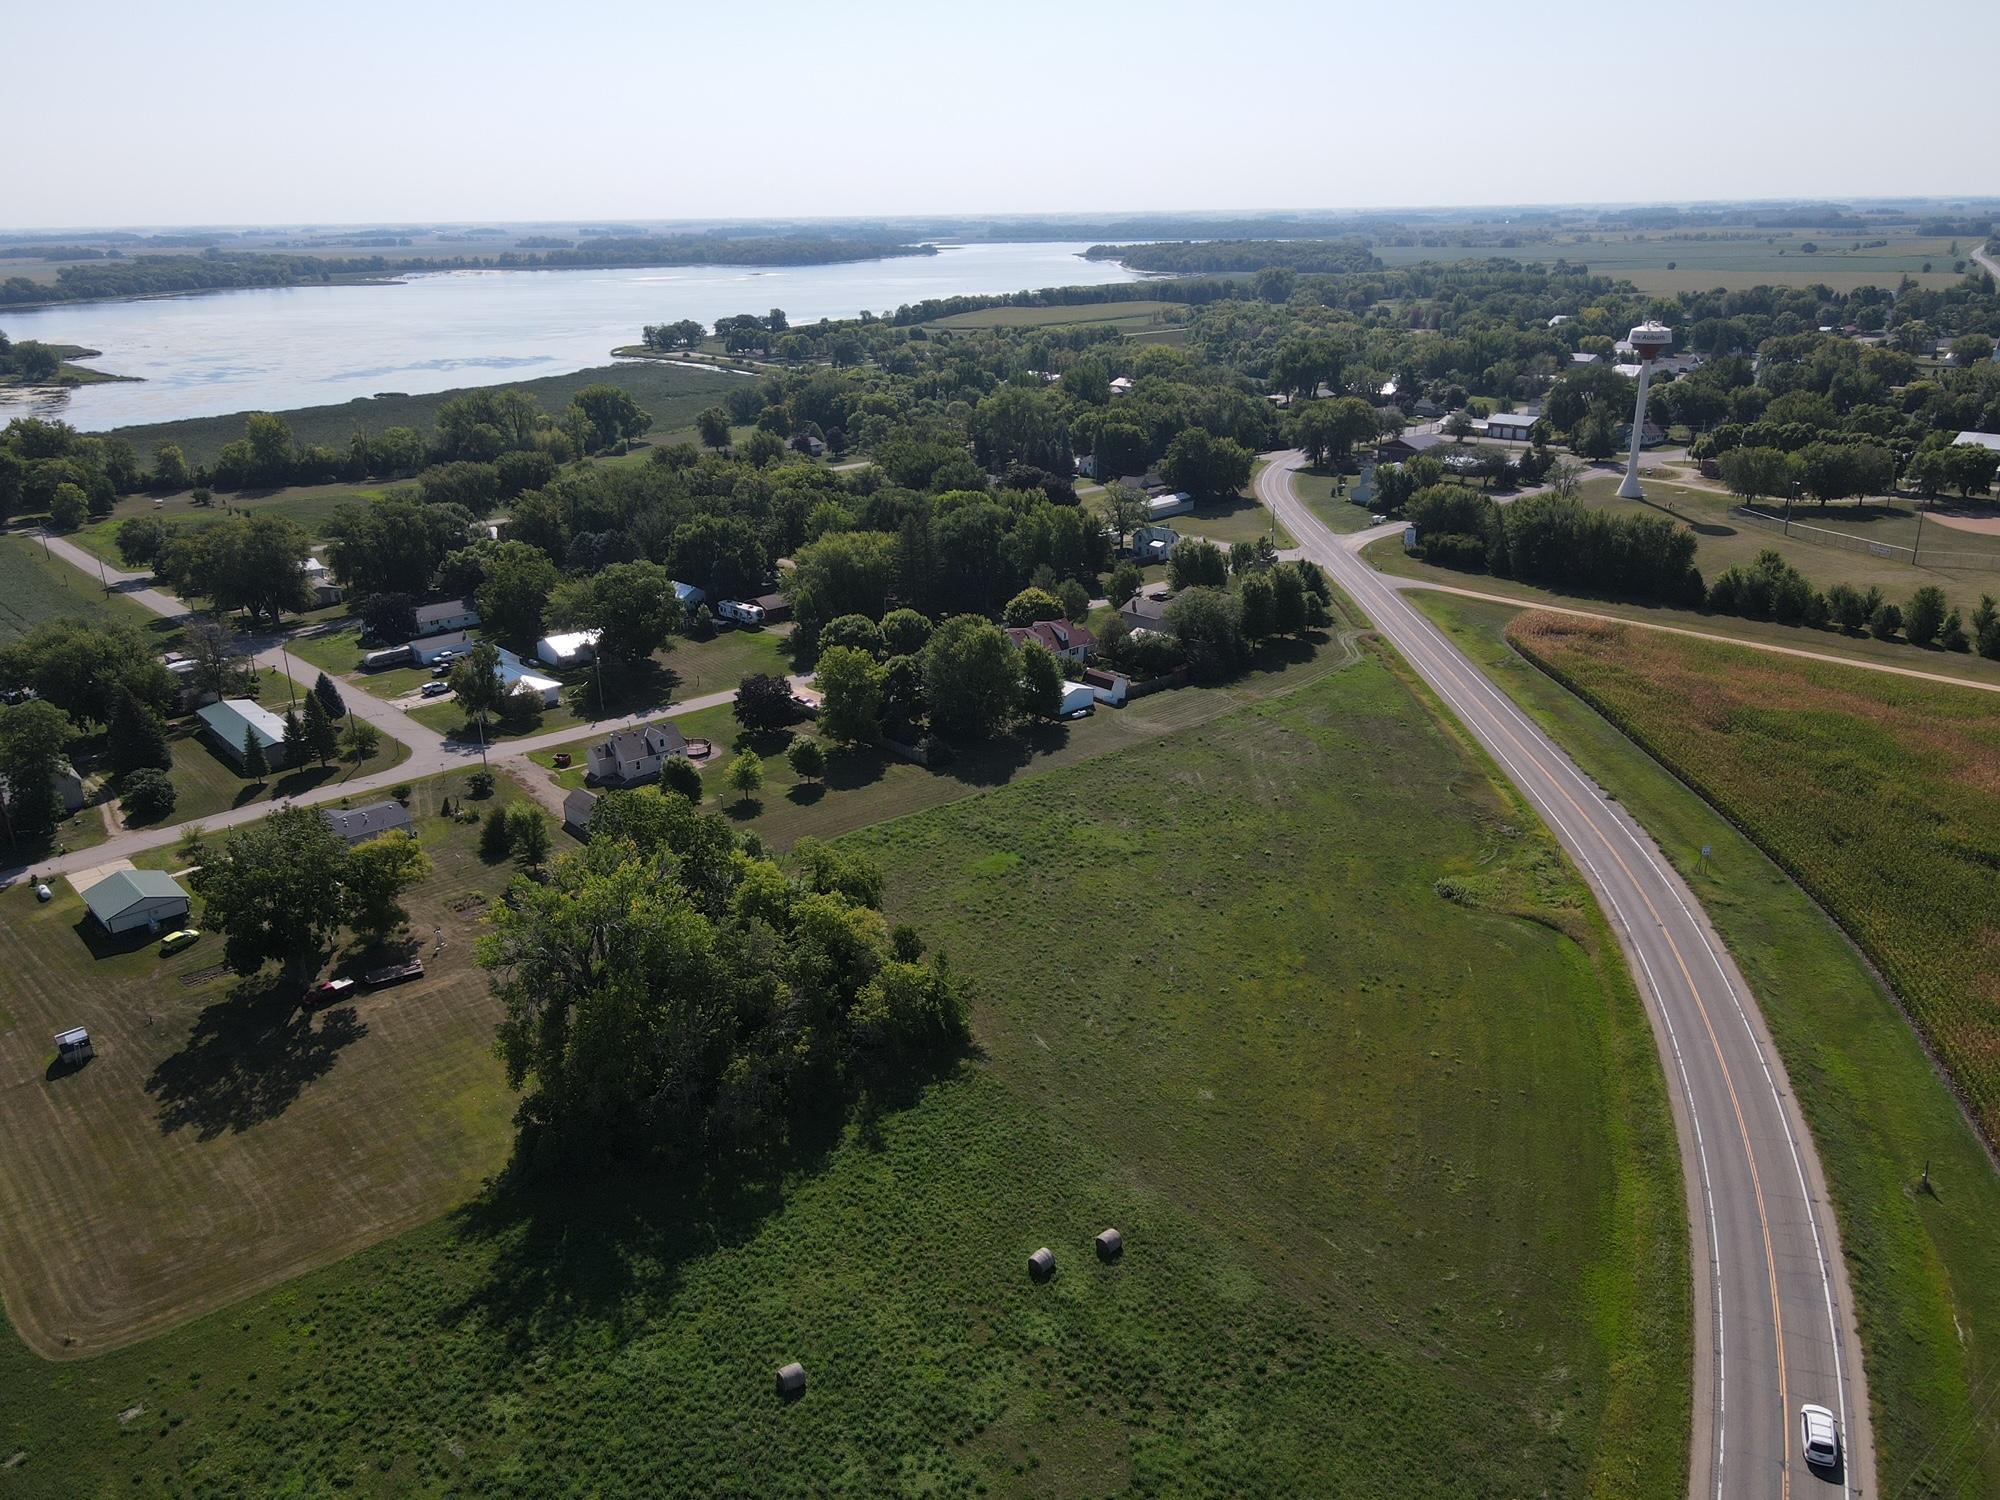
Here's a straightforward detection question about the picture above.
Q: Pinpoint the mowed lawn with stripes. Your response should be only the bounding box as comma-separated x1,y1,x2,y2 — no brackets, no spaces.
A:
0,771,525,1357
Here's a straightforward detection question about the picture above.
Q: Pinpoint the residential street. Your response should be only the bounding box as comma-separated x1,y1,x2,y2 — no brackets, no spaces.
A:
1258,450,1874,1500
1,534,769,883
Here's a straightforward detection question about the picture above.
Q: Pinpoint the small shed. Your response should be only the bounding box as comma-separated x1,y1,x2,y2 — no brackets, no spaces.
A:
563,787,598,838
1096,1228,1124,1261
1059,681,1095,717
1028,1246,1056,1281
54,1027,93,1065
775,1361,807,1399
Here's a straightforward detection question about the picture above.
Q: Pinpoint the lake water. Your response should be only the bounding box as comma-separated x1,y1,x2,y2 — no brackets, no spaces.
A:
0,242,1142,431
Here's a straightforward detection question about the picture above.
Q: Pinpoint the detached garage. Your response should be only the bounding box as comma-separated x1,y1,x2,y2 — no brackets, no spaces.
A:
1059,681,1096,717
82,869,192,936
197,698,290,769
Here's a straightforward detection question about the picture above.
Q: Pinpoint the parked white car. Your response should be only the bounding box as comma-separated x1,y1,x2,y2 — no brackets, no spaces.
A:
1799,1403,1840,1470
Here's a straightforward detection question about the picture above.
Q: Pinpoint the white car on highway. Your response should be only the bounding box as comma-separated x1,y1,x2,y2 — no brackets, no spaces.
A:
1799,1403,1840,1470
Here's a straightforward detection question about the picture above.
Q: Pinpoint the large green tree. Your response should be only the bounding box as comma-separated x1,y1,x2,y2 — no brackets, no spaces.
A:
815,646,883,746
920,615,1019,739
0,699,76,838
193,806,351,976
547,561,680,669
344,830,433,942
474,540,560,645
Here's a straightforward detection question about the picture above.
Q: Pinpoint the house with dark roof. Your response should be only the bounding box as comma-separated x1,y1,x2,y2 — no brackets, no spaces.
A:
322,801,416,846
1120,589,1174,631
410,630,474,666
586,720,689,785
1376,429,1446,462
1007,619,1097,666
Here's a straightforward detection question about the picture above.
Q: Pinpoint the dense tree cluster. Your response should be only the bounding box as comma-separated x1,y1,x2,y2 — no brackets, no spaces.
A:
481,790,966,1169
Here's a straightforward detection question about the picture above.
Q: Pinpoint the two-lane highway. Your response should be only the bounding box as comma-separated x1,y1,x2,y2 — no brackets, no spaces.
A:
1256,452,1874,1498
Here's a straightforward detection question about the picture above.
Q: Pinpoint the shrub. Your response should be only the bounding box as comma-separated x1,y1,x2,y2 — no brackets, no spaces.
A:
660,756,703,803
121,767,177,822
1869,602,1903,640
1904,586,1948,648
1939,610,1970,653
466,770,495,798
1421,533,1489,570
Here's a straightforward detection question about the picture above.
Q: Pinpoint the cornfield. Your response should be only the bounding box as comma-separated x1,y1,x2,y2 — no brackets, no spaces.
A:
1508,611,2000,1145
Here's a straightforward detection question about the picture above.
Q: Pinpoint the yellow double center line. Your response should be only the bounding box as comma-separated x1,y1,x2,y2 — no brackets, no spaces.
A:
1281,465,1794,1497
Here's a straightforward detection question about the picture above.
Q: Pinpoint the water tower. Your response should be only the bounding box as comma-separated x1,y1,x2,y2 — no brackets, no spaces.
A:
1617,320,1673,499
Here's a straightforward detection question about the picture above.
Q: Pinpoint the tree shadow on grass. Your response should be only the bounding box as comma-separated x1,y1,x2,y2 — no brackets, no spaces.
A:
785,782,826,806
439,1054,977,1352
938,722,1070,789
145,973,368,1140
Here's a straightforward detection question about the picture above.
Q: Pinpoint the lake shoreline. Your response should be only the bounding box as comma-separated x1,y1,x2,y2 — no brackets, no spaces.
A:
0,243,1143,430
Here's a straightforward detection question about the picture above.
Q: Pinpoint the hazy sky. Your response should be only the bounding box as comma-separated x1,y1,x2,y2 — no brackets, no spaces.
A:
6,0,1995,230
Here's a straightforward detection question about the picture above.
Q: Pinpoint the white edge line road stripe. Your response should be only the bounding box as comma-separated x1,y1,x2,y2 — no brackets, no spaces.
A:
1312,500,1735,1497
1374,544,1854,1500
1260,454,1865,1498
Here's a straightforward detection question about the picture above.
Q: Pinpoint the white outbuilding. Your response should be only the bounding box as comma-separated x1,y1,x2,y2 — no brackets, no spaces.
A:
535,630,601,669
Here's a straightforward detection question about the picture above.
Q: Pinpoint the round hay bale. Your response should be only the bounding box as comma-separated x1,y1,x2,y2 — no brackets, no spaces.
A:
1027,1246,1056,1281
775,1361,807,1399
1095,1228,1124,1260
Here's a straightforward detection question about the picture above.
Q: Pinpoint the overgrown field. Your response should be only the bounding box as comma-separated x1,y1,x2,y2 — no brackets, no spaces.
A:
1418,592,2000,1497
1508,611,2000,1143
103,361,743,467
0,653,1687,1496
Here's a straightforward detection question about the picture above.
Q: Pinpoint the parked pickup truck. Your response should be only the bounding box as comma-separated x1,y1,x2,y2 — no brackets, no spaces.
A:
362,958,425,989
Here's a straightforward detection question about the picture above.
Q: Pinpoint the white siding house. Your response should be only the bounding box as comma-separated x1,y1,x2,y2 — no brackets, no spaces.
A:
587,720,689,785
412,598,481,637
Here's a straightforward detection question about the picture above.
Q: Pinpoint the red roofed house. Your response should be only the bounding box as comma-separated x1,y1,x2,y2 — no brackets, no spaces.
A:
1006,619,1097,666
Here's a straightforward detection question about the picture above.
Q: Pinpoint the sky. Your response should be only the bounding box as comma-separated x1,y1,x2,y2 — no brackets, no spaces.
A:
5,0,1996,230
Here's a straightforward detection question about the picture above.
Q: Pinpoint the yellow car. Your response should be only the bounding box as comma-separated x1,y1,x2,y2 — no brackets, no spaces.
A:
160,929,201,954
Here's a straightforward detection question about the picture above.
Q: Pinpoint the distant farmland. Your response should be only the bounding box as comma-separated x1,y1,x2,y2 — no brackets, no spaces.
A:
1372,231,1970,292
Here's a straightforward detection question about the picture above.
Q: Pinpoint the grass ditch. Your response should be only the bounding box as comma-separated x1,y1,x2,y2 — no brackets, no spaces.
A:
1412,590,2000,1498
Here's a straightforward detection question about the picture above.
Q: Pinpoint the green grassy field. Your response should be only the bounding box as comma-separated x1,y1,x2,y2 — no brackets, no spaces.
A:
1292,463,1380,534
0,648,1687,1497
925,298,1179,331
534,630,1359,848
1412,591,2000,1498
1371,231,1969,292
0,534,177,645
0,769,532,1362
103,362,743,468
68,485,371,564
1177,488,1296,548
1573,475,2000,606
